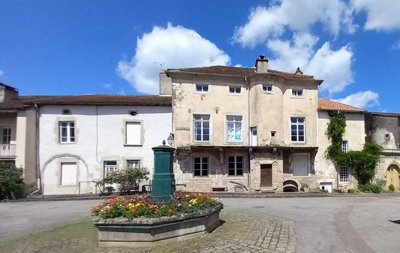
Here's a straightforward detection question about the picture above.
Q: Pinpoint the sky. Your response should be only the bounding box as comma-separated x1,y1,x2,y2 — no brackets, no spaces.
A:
1,0,400,112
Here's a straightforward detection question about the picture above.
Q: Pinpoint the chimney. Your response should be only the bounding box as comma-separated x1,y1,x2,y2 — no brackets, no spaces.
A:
255,55,268,73
159,71,172,95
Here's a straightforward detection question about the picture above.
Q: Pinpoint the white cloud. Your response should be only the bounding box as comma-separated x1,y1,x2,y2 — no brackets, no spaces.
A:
352,0,400,31
335,90,379,108
233,0,355,47
267,33,353,95
117,23,230,94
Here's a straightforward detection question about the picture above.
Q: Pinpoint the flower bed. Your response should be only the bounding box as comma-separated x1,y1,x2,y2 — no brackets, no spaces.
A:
91,192,223,245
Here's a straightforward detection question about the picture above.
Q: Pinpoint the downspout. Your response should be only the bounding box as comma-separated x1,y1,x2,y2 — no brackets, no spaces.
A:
245,76,251,191
29,104,41,196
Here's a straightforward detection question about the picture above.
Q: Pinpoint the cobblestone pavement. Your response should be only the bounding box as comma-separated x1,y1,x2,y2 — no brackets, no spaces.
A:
0,211,296,253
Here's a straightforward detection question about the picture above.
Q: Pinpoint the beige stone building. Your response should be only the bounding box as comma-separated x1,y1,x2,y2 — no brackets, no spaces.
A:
162,55,366,193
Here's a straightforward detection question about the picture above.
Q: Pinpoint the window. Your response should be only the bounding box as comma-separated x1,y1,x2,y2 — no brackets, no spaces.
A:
339,166,348,183
262,84,273,93
229,86,241,94
292,88,304,97
193,114,210,141
195,84,208,92
228,156,243,176
126,122,142,145
59,121,75,143
194,157,208,176
2,128,11,144
291,117,305,142
342,140,348,153
104,161,118,177
226,116,243,142
61,162,77,186
127,160,140,169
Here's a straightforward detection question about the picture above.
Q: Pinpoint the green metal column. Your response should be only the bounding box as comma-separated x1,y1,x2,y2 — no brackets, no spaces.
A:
151,141,175,203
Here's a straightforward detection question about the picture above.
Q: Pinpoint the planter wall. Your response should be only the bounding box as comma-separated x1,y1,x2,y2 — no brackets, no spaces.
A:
94,204,223,245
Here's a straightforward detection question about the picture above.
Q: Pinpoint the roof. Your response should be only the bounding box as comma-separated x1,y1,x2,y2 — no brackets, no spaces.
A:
318,98,365,113
0,83,18,92
368,112,400,117
166,65,317,81
22,94,172,106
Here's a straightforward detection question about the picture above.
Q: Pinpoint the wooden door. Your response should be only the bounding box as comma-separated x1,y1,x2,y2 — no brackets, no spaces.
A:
260,164,272,187
386,165,400,191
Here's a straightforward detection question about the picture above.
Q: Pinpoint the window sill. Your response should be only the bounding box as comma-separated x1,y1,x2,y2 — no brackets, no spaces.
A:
124,144,143,147
59,142,76,145
290,96,305,99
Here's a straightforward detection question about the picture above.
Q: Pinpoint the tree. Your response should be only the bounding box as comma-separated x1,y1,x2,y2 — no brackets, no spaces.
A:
96,168,149,195
0,163,25,200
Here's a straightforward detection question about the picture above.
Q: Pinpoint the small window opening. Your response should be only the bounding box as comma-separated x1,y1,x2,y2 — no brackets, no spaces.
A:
271,131,277,137
129,111,138,116
62,109,71,115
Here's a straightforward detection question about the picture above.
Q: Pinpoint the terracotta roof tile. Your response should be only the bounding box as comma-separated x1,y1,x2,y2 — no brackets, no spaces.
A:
168,65,316,80
318,98,365,113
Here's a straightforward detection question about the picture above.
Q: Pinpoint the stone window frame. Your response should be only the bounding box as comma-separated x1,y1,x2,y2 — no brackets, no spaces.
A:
290,117,306,143
58,121,76,144
291,87,304,98
195,83,209,93
124,120,144,146
227,155,244,176
193,114,211,142
339,166,349,183
193,156,209,177
228,85,242,95
342,140,348,153
104,160,118,177
261,84,273,94
226,115,243,143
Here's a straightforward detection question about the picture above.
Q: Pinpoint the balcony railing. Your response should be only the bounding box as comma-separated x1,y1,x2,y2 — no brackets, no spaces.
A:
0,144,16,157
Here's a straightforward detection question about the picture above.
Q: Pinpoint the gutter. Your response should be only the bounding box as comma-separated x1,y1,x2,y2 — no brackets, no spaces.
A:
29,103,41,196
245,76,251,191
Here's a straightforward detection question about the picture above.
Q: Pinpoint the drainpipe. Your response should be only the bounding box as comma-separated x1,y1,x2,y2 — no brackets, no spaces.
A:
29,104,41,196
245,76,251,191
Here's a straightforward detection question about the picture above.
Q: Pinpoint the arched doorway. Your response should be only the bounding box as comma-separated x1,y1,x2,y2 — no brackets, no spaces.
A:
386,164,400,191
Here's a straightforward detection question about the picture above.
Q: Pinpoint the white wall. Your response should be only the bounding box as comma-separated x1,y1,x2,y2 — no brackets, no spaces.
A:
39,105,172,195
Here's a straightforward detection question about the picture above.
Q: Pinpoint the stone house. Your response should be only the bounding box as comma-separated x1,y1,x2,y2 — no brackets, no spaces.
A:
162,55,366,193
366,112,400,191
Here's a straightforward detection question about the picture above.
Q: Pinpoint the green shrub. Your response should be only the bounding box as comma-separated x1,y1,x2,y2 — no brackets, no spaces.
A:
388,184,395,192
0,163,25,200
359,183,384,194
96,168,149,195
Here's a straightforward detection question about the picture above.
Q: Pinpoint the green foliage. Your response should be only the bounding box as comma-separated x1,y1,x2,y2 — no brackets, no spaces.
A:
388,184,395,192
0,163,25,200
358,183,384,194
326,111,382,185
96,168,149,194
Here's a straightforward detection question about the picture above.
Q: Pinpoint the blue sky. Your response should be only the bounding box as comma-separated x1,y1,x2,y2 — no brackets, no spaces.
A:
1,0,400,112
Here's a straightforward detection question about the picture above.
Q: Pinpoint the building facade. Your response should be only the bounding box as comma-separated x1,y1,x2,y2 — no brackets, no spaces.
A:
163,56,366,193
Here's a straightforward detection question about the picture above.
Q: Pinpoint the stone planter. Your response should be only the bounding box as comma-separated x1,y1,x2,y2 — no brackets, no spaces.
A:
94,204,223,246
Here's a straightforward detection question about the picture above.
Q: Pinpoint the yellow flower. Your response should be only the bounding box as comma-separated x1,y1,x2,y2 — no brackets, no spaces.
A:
189,198,198,205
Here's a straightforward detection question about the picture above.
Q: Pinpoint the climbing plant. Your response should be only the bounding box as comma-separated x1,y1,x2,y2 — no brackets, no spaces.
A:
326,111,382,185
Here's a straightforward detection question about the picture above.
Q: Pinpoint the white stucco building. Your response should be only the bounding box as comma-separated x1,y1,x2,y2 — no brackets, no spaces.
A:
35,95,171,195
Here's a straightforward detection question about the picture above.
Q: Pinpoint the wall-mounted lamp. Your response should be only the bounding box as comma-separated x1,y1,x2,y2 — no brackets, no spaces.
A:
167,133,175,147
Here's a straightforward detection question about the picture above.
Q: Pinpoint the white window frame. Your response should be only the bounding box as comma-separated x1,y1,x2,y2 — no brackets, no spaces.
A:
226,115,243,142
59,121,75,143
292,88,304,97
193,114,211,142
104,161,118,177
126,160,140,169
193,157,208,177
125,121,142,145
228,156,244,176
2,128,11,144
195,83,209,93
339,166,349,183
342,140,348,153
261,84,273,93
290,117,305,143
229,86,241,94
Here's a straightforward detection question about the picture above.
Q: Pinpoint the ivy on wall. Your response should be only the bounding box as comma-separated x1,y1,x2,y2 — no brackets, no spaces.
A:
326,111,382,185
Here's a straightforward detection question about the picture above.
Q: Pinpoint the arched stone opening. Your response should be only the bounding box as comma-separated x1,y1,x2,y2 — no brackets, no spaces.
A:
283,180,298,192
386,164,400,191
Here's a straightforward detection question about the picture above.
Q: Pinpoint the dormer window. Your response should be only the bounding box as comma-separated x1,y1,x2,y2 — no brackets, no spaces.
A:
292,88,304,97
262,84,273,93
196,84,209,93
229,86,241,94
